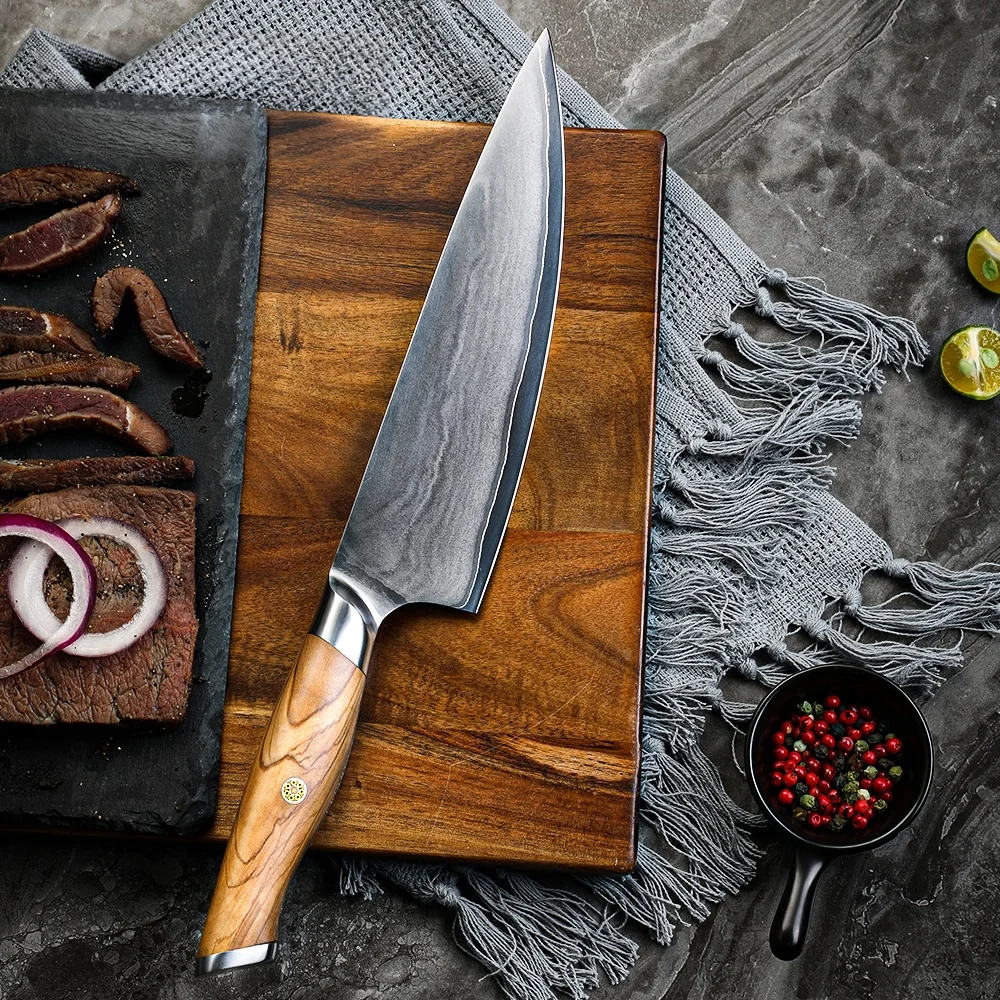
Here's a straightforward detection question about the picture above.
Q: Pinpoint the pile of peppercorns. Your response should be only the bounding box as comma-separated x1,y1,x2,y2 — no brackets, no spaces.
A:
767,694,904,833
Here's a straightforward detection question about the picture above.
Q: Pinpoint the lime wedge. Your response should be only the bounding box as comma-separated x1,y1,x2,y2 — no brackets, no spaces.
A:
967,228,1000,293
940,325,1000,399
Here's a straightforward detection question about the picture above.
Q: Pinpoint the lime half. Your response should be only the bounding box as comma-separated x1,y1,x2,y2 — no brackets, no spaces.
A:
967,227,1000,293
940,325,1000,399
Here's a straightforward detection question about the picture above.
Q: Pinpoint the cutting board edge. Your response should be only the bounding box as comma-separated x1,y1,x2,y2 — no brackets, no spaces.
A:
628,125,666,872
264,106,670,145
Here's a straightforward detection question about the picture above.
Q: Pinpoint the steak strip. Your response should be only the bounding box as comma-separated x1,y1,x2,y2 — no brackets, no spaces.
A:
0,193,122,277
92,267,204,368
0,165,139,210
0,456,195,492
0,306,99,354
0,352,139,392
0,385,172,455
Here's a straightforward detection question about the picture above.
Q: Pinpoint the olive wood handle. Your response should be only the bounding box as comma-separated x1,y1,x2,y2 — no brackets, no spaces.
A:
197,634,367,969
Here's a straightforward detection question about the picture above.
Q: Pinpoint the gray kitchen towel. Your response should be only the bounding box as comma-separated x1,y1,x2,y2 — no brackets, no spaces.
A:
5,2,1000,998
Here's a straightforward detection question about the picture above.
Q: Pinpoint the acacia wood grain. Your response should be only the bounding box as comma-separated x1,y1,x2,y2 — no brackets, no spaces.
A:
210,111,663,871
199,635,365,957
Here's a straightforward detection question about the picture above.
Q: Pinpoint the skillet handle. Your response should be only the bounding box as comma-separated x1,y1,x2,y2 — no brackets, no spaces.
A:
769,844,828,961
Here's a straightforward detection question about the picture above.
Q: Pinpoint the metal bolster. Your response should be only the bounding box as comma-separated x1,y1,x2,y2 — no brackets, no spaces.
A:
309,581,375,671
195,942,279,975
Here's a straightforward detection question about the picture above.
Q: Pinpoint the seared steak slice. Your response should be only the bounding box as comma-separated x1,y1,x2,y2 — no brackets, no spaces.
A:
0,352,139,391
0,306,99,354
0,486,198,725
91,267,204,368
0,456,195,492
0,165,139,210
0,385,172,455
0,193,122,277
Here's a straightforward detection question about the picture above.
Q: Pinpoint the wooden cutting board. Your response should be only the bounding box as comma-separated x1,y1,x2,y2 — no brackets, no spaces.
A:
206,110,664,872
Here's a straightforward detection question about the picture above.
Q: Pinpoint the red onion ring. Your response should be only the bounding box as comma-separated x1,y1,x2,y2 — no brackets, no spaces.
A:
9,517,167,658
0,513,96,679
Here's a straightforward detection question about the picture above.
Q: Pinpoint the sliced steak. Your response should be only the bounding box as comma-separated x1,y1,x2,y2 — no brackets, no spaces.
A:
0,193,122,277
0,385,172,455
0,306,99,354
0,165,139,210
0,456,195,493
91,267,204,368
0,352,139,392
0,486,198,724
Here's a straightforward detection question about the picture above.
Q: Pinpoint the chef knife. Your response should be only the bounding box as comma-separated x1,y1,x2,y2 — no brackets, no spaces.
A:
196,30,564,975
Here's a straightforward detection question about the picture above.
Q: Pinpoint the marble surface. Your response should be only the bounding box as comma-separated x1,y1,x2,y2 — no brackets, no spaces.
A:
2,1,1000,998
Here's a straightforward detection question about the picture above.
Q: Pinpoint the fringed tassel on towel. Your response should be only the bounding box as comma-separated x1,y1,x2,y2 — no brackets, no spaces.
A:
581,750,763,941
662,384,862,463
799,615,963,690
844,557,1000,635
654,537,773,590
372,863,636,1000
338,855,382,899
710,318,883,401
679,388,862,459
457,870,638,994
583,844,687,946
659,461,825,534
753,269,928,372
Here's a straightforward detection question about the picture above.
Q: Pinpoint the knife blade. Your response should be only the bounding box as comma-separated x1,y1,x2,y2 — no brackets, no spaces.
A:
196,30,564,975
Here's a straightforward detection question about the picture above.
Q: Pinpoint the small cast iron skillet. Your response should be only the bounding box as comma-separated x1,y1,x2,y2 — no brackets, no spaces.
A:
745,664,933,960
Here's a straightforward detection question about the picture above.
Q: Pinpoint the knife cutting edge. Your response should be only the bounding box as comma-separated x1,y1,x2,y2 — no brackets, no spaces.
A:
196,29,564,974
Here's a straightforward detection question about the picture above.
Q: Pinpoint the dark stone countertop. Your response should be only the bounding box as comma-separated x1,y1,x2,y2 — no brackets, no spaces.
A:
1,2,998,998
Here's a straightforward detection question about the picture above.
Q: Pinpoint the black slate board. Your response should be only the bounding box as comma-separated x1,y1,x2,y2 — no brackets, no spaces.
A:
0,89,266,834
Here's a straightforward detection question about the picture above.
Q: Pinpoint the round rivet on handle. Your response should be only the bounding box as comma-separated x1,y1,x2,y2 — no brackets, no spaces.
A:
281,777,308,804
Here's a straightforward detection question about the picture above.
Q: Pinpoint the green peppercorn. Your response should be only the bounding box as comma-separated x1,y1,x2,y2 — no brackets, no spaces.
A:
794,781,809,797
792,807,808,823
864,765,878,779
831,723,846,738
843,781,859,802
798,700,814,715
884,731,896,741
857,788,871,801
830,815,847,832
874,798,888,812
793,739,807,753
889,765,903,780
799,794,816,809
855,739,870,753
